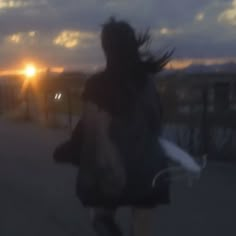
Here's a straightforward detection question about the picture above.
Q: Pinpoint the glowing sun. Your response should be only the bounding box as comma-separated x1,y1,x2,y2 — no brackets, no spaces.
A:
24,64,37,78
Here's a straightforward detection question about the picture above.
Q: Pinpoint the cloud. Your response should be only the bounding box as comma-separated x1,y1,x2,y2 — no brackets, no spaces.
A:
195,12,205,22
5,31,37,44
0,0,46,12
7,33,22,43
218,0,236,25
154,27,183,37
53,30,96,49
0,0,30,10
54,31,81,49
28,31,36,37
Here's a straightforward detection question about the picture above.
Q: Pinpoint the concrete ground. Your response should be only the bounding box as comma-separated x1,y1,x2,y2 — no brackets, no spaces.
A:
0,118,235,236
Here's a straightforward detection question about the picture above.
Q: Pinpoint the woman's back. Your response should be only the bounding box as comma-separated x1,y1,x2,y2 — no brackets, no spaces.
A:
81,71,169,207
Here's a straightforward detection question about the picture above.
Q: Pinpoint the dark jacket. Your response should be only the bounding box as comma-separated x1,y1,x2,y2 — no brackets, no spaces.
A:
53,71,170,208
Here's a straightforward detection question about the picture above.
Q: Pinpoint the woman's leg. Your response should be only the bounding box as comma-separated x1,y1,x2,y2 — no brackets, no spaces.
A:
130,207,155,236
91,207,122,236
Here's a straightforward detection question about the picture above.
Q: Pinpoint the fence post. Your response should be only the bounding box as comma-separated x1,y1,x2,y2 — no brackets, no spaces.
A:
10,86,15,110
67,89,72,132
0,86,2,113
44,91,49,123
201,87,209,155
25,86,30,121
188,104,195,154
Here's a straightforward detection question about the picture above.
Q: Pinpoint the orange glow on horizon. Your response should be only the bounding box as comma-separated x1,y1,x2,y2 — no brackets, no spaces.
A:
0,66,64,76
166,57,236,70
0,58,236,76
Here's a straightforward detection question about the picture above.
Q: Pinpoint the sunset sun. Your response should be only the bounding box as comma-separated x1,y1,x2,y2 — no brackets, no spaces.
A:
24,64,37,78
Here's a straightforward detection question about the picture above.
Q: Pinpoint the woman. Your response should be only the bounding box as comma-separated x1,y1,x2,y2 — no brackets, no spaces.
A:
54,17,173,236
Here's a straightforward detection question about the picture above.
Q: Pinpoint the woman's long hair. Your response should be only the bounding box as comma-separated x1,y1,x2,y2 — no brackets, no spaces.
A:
101,17,174,78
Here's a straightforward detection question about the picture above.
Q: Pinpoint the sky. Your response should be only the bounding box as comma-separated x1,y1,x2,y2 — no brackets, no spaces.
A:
1,0,236,73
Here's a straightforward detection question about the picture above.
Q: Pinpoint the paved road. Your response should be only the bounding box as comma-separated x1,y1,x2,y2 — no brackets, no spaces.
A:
0,118,235,236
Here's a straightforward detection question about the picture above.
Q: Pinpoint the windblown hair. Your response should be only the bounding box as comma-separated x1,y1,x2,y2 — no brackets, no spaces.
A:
101,17,174,77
